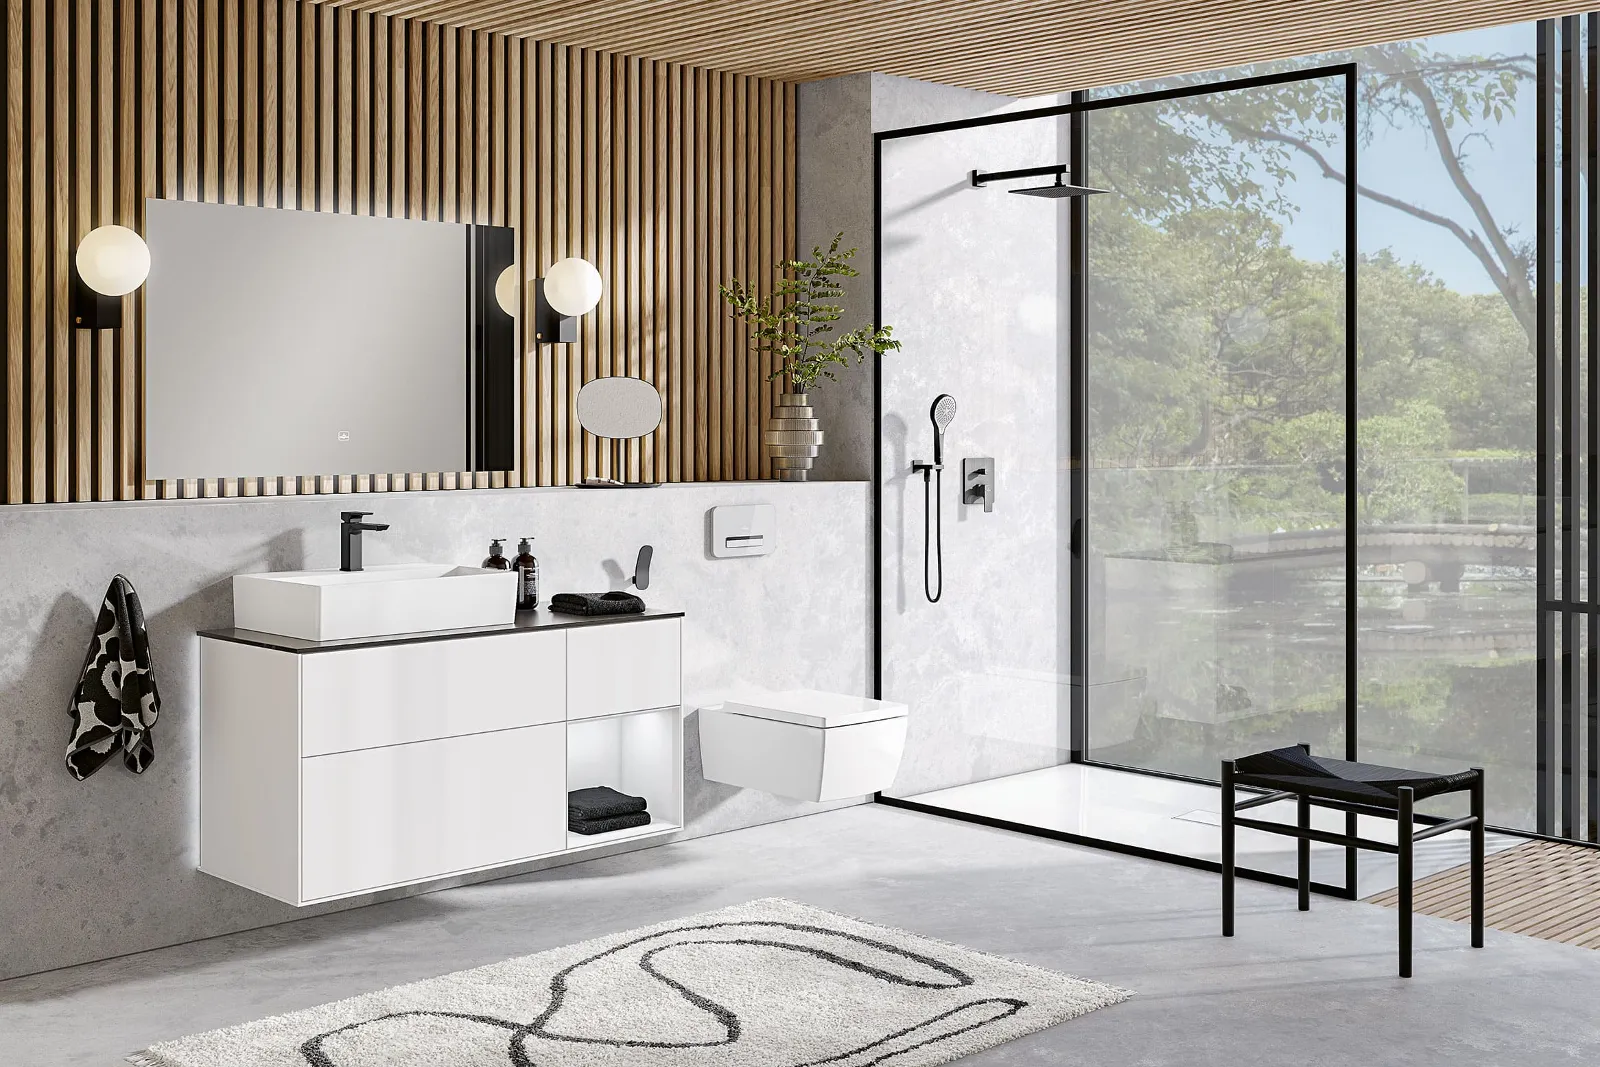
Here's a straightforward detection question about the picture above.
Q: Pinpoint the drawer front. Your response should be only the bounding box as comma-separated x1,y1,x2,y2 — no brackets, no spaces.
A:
566,619,681,720
300,722,565,901
301,631,565,756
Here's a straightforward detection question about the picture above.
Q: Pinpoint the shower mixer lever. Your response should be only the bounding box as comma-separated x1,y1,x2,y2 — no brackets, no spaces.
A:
963,457,995,513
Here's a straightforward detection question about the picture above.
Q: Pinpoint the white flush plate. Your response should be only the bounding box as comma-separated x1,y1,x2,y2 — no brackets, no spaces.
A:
710,504,775,558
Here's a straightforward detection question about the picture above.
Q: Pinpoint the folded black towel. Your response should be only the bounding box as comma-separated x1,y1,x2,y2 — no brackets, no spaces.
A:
67,575,161,781
549,591,646,616
569,810,652,836
569,785,648,821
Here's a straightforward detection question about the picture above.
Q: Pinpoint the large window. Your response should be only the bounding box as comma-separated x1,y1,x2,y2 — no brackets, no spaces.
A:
877,16,1592,847
1350,29,1537,833
1079,27,1539,830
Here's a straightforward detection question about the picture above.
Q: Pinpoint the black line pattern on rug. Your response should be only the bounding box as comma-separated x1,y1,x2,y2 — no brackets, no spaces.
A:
299,919,1031,1067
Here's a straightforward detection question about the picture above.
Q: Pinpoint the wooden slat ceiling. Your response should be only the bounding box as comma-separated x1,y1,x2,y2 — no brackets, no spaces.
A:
313,0,1591,98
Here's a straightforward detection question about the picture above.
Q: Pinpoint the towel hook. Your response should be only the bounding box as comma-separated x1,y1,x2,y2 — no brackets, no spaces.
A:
631,545,654,590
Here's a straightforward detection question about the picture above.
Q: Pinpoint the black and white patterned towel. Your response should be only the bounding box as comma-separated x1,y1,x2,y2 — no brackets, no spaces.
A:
66,575,161,781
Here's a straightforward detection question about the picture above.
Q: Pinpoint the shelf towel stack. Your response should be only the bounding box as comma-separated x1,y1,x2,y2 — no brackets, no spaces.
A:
568,785,651,835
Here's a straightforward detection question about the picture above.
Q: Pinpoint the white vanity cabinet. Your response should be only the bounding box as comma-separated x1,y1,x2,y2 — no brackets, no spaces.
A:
199,611,683,906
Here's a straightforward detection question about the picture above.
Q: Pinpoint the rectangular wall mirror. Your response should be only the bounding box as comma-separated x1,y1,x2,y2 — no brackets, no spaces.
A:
143,200,516,484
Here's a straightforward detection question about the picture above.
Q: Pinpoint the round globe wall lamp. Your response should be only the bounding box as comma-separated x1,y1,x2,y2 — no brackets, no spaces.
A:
534,257,602,343
73,224,150,330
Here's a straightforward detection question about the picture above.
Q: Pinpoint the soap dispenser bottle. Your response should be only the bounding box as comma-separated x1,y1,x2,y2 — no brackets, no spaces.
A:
513,536,540,610
482,539,511,570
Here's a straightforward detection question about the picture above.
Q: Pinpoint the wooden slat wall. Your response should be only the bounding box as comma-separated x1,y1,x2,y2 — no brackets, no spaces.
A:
0,0,795,503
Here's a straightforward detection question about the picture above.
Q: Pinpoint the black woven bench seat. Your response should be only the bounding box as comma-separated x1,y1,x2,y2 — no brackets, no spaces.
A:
1222,744,1485,978
1232,747,1481,806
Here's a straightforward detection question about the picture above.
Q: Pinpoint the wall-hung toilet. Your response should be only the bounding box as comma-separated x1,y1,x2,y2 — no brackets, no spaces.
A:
699,690,908,802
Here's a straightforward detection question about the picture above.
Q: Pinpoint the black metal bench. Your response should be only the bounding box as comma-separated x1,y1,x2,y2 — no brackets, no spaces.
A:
1221,744,1485,977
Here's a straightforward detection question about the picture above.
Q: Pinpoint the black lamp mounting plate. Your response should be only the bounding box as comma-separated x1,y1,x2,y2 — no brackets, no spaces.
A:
72,274,122,330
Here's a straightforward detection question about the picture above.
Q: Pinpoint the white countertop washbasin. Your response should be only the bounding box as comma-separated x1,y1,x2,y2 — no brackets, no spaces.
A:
233,564,517,642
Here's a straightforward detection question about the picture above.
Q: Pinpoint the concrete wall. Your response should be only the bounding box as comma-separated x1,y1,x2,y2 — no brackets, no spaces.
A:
0,481,870,979
876,99,1074,795
793,68,1072,797
798,73,1014,482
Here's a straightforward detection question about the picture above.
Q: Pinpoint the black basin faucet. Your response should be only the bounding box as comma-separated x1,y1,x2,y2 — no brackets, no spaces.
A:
340,511,390,572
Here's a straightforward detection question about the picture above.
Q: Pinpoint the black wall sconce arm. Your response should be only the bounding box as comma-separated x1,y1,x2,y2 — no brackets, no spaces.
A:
534,279,578,344
532,257,601,344
73,274,123,330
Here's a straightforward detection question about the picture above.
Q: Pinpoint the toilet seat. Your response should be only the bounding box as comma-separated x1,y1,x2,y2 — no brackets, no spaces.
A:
720,690,905,729
699,690,908,803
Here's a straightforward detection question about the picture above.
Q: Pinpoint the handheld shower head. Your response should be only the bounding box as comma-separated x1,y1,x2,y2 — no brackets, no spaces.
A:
916,394,959,604
930,394,957,467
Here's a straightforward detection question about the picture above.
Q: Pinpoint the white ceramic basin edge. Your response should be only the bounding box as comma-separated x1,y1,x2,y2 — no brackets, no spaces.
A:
234,563,517,641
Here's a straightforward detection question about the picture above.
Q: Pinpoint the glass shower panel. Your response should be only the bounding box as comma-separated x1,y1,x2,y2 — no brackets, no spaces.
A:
878,108,1074,801
1083,75,1351,778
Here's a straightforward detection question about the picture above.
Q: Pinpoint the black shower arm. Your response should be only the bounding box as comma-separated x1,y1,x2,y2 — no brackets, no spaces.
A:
970,164,1068,187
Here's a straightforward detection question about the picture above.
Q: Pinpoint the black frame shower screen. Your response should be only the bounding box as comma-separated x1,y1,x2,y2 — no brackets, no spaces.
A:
874,14,1600,875
871,63,1361,893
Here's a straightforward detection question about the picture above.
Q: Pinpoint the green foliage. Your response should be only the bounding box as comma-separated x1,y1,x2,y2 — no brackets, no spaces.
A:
1357,401,1465,522
720,233,901,392
1092,38,1539,347
1087,190,1530,541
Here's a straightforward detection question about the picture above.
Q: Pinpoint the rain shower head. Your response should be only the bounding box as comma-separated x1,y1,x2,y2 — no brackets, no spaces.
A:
931,394,957,467
1012,175,1104,198
969,165,1107,198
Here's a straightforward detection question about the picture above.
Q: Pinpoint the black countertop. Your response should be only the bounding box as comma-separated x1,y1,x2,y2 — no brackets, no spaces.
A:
199,606,683,655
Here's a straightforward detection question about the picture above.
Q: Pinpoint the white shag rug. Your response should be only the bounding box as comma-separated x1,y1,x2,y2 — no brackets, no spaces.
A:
130,897,1131,1067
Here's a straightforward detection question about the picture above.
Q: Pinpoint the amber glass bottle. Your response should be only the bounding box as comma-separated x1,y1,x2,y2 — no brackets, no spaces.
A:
482,539,511,570
513,536,540,610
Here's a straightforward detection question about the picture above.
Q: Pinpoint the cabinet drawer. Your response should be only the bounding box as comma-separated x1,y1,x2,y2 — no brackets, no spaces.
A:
566,618,681,720
301,631,565,756
300,722,565,901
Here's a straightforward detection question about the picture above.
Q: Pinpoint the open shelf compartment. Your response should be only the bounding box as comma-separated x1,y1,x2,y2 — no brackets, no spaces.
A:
565,706,683,849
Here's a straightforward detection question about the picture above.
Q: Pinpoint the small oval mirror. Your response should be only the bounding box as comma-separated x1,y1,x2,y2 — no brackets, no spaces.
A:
576,376,663,440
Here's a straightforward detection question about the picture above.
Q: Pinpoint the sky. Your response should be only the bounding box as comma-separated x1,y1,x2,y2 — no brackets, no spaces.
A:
1266,24,1537,295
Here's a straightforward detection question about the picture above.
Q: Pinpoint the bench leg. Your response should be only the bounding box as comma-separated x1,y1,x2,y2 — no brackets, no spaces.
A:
1471,768,1485,949
1222,760,1235,937
1398,785,1414,978
1298,793,1311,911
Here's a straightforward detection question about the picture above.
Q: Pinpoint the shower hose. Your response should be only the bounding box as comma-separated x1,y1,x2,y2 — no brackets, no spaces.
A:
923,465,944,603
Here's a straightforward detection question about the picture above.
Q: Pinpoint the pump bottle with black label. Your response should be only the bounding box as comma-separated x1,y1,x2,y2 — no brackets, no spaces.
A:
513,536,540,610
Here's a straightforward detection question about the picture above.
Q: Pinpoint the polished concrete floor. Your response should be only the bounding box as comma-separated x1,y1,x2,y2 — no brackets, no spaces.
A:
5,804,1599,1066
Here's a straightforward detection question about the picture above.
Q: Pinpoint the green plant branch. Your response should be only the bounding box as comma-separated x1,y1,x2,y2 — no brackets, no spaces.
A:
721,231,902,392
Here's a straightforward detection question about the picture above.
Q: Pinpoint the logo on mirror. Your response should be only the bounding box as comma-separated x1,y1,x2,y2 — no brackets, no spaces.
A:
337,431,351,442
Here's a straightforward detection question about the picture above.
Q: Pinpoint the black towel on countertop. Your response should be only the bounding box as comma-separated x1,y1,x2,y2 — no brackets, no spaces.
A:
549,591,646,616
569,785,648,821
67,575,162,781
569,810,652,836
